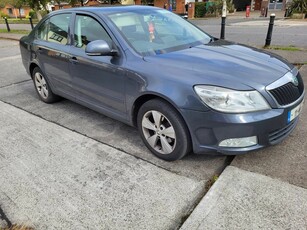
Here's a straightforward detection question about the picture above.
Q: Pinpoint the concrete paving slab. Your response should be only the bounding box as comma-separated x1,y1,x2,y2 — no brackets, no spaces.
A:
181,166,307,230
0,191,31,228
0,56,29,87
0,41,28,88
0,80,227,181
0,40,20,58
0,39,19,46
0,220,5,228
299,64,307,78
231,65,307,188
0,34,23,41
0,101,205,229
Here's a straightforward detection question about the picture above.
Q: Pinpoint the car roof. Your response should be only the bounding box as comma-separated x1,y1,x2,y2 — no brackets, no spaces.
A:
49,5,160,15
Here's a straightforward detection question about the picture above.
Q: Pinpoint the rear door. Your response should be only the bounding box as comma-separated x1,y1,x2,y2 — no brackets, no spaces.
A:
33,13,73,97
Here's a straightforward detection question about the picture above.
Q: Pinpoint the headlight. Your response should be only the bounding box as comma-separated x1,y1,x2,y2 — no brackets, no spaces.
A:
194,85,270,113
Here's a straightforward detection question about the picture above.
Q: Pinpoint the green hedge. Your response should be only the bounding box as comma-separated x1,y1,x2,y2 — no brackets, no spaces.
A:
195,0,235,17
29,10,36,19
195,2,207,18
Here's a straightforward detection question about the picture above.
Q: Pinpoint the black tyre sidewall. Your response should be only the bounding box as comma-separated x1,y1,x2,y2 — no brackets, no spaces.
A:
137,99,191,161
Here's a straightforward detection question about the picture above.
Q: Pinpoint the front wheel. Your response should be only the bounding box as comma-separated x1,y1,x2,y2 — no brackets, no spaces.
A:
137,99,191,161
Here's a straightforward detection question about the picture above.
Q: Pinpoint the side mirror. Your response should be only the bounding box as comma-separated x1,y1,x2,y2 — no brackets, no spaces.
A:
85,40,117,56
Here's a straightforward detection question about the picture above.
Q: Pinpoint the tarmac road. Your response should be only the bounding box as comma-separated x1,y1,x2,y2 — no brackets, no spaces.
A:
194,18,307,48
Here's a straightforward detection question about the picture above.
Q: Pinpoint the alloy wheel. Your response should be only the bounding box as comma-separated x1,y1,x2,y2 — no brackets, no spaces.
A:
141,110,176,155
34,72,49,99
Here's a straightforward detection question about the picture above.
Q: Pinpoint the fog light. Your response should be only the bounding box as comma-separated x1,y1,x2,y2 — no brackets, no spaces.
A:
219,136,258,147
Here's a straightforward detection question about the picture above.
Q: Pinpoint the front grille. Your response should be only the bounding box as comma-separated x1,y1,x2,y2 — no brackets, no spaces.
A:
269,72,304,106
268,119,297,145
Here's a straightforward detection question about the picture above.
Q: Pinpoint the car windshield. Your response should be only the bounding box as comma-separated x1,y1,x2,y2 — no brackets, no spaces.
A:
106,8,212,56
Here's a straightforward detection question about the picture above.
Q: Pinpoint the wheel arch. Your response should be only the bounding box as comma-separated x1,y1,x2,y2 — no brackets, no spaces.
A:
134,93,193,160
131,93,189,131
29,63,40,79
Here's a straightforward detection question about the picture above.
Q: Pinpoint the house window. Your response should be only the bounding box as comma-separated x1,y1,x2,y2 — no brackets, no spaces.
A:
20,9,25,15
7,8,13,15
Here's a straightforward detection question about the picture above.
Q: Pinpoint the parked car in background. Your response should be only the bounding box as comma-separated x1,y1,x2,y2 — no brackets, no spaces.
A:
20,6,304,161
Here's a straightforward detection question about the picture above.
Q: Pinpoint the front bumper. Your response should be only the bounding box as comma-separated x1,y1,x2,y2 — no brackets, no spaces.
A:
180,96,304,155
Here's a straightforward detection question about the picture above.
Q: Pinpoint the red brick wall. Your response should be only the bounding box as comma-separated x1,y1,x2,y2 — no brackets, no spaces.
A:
135,0,141,5
54,5,72,10
176,1,185,14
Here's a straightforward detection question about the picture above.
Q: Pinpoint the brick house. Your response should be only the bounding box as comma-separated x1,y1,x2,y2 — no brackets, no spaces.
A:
51,0,186,14
51,0,133,11
233,0,288,11
0,4,31,18
133,0,186,14
50,0,289,15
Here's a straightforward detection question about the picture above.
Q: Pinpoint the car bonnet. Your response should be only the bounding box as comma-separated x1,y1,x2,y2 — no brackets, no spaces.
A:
142,40,293,91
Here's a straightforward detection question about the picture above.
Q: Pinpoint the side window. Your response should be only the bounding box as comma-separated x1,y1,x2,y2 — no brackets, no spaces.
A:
48,14,71,45
36,19,49,41
74,15,112,49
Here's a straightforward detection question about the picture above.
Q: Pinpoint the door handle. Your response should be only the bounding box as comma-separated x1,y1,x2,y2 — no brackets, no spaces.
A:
69,56,78,64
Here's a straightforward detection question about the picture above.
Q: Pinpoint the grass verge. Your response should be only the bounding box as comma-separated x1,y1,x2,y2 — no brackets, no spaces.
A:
0,19,39,24
264,45,301,51
0,29,29,34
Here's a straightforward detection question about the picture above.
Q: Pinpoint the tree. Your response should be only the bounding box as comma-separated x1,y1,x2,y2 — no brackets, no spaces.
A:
207,0,235,16
0,1,6,8
66,0,85,7
53,0,62,9
289,0,307,14
25,0,48,20
69,0,81,7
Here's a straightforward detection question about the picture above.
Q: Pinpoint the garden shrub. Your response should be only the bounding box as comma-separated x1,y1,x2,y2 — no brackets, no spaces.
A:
195,2,207,18
0,12,9,18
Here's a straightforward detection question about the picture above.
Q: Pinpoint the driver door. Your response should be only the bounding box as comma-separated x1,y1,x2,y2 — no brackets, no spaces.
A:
68,14,127,120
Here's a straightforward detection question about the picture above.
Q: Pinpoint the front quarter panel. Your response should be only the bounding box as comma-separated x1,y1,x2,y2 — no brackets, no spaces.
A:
124,61,210,126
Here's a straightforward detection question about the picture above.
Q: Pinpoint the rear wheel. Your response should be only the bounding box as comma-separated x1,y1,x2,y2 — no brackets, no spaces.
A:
32,67,60,103
137,99,191,161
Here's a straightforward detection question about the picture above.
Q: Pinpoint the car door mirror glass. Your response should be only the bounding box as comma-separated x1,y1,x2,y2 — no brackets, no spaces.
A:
85,40,116,56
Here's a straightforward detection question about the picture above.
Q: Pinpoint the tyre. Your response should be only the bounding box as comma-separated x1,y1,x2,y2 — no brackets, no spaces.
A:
32,67,60,103
137,99,191,161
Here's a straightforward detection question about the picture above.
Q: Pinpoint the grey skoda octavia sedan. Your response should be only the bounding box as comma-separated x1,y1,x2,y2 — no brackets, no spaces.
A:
20,6,304,161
